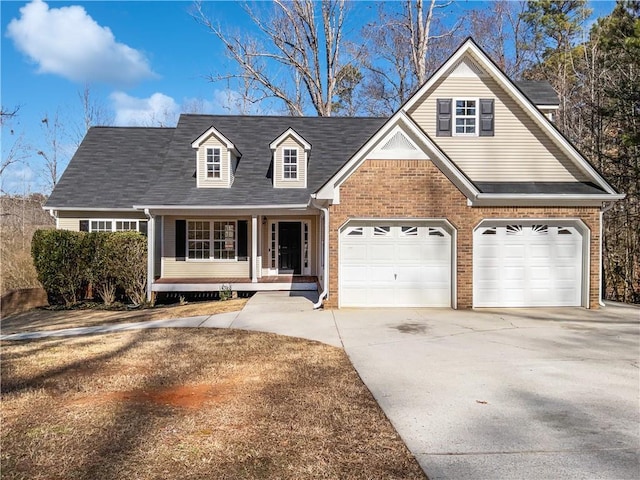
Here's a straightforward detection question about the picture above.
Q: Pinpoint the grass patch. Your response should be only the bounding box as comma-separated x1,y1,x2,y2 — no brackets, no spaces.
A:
0,298,248,335
1,329,426,479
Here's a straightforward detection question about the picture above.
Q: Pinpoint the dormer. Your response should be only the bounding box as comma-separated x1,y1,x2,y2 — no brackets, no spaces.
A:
191,125,240,188
270,128,311,189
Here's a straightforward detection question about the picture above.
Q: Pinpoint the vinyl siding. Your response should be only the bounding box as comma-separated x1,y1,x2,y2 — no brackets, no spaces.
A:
274,136,307,188
197,133,231,188
162,216,250,278
408,72,589,182
57,211,146,231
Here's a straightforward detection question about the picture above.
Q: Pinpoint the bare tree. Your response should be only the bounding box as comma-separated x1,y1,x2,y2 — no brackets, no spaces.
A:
0,107,30,194
193,0,352,116
467,0,534,78
37,111,70,193
75,84,112,143
361,0,459,115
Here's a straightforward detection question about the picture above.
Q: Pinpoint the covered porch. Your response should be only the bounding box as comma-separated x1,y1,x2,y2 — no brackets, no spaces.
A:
140,205,327,299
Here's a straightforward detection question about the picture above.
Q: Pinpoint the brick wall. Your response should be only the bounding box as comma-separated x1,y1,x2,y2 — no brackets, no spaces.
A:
326,159,600,309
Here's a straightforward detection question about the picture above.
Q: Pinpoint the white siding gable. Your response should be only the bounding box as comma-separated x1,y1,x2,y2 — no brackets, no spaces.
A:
270,128,310,189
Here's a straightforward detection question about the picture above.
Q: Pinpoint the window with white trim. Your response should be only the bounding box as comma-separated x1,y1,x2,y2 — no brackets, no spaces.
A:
283,148,298,179
116,221,138,231
213,221,236,260
206,147,221,179
454,99,477,135
90,220,113,232
188,221,210,259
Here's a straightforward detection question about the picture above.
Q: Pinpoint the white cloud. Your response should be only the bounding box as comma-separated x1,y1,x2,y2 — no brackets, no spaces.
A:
6,0,155,86
111,92,179,127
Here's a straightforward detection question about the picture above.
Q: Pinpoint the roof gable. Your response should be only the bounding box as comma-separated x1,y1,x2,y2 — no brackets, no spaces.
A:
401,38,617,195
270,128,311,151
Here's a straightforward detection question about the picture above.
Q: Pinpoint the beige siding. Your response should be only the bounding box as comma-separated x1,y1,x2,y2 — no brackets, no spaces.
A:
57,211,146,231
197,133,232,188
274,136,307,188
162,216,250,278
407,70,588,182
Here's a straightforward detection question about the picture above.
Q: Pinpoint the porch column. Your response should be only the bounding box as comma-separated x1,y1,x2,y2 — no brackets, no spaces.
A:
251,215,258,283
146,212,155,302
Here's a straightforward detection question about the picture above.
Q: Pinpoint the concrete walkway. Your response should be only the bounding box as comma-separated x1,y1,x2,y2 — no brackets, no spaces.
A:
2,293,639,480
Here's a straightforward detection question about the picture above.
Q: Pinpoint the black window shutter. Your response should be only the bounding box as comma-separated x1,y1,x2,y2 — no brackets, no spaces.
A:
237,220,248,260
138,220,148,236
479,99,495,136
175,220,186,260
436,99,452,136
79,220,89,232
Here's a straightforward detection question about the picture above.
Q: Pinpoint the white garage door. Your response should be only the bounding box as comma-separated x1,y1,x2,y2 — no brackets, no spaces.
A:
340,223,452,307
474,224,583,307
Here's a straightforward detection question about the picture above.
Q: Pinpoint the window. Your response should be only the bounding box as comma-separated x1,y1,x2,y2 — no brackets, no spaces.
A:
283,148,298,179
116,221,137,231
188,221,210,259
206,148,221,179
454,99,477,135
213,221,236,260
373,226,391,236
90,220,112,232
401,226,419,236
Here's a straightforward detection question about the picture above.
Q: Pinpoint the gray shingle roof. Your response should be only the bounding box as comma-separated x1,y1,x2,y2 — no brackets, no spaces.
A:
476,182,606,195
514,80,559,106
46,127,173,209
138,115,386,206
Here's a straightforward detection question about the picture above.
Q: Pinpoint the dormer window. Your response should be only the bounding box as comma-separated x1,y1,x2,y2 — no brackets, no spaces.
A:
283,148,298,179
269,128,311,189
206,148,221,178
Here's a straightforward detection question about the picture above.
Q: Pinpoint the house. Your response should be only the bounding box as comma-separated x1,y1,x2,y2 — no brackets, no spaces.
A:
45,38,623,309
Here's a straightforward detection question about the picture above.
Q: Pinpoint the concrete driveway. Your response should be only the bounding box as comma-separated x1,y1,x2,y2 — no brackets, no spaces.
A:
331,303,640,480
3,293,638,479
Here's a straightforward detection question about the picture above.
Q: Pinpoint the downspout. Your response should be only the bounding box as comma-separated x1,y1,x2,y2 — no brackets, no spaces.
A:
144,208,154,303
310,195,329,309
599,201,615,307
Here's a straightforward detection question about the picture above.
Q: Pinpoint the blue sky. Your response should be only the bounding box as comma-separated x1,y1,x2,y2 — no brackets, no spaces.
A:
1,0,616,194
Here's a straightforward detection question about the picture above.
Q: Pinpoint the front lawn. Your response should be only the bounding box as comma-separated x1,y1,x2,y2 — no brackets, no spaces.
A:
1,329,426,480
0,298,248,335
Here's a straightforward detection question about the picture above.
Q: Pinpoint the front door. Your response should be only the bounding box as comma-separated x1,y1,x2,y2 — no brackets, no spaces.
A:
278,222,301,274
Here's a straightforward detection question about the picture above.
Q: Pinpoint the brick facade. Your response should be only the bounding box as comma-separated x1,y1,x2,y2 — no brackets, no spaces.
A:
325,159,600,309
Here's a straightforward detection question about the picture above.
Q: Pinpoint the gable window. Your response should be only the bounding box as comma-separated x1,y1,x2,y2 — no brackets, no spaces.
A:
206,148,221,178
454,99,477,135
188,221,211,259
283,148,298,179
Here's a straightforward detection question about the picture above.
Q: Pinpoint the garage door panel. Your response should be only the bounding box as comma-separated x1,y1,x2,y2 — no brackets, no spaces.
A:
474,224,583,307
340,222,452,307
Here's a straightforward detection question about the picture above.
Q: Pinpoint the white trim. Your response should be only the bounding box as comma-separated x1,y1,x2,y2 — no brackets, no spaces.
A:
452,97,480,136
282,147,299,180
472,218,590,308
251,215,258,283
269,128,311,151
46,207,139,212
205,147,222,179
471,193,626,207
191,125,237,153
185,219,238,262
402,39,617,195
134,204,310,211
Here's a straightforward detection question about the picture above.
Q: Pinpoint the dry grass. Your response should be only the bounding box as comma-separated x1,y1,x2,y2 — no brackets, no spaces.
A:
1,329,426,480
0,298,248,335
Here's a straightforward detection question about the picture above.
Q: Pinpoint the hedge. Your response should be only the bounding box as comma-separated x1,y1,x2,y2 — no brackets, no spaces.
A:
32,229,147,306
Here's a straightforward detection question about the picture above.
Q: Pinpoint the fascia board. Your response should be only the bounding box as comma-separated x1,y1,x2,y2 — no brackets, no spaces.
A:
471,193,626,207
269,128,312,150
191,125,236,151
44,206,140,212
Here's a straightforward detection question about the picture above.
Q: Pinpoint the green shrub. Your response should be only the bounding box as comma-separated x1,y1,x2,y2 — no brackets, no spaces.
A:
32,229,148,306
31,230,89,305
